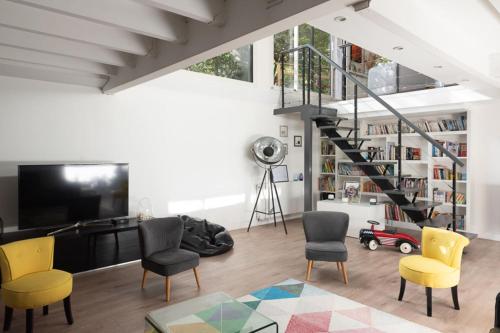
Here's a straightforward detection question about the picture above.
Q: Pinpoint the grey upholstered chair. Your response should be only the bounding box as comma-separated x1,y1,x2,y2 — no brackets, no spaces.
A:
302,211,349,284
138,217,200,302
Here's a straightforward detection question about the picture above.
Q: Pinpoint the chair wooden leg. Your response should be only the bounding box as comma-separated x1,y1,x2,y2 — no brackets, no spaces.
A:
42,305,48,316
4,306,13,331
141,269,148,289
63,296,74,325
340,262,348,285
336,262,340,271
398,277,406,301
451,286,460,310
26,309,33,333
193,267,201,289
165,277,171,302
306,260,313,281
426,287,432,317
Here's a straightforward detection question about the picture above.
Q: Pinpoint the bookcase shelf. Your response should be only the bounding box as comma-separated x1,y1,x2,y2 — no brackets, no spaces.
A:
316,110,470,232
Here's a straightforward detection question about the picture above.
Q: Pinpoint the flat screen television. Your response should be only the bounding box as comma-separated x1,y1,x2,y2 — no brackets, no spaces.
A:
18,163,129,230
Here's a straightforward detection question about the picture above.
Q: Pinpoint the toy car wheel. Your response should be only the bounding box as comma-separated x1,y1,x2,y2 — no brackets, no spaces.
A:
368,239,378,251
399,242,413,254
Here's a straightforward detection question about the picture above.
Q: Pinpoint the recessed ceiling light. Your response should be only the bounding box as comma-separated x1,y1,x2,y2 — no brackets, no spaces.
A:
393,46,404,51
433,65,443,69
334,16,346,22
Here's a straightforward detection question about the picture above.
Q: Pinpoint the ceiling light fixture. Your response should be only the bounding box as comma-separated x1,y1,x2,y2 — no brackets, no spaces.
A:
334,16,346,22
392,46,404,51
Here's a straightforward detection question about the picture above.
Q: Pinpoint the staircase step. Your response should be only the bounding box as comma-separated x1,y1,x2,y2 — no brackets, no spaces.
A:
329,137,371,142
417,214,452,228
343,161,397,166
400,201,442,211
367,174,410,180
343,148,384,153
310,115,347,122
318,125,359,131
274,104,337,116
383,187,421,195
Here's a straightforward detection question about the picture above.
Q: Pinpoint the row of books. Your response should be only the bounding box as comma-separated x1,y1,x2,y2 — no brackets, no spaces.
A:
366,116,467,135
386,142,421,160
385,204,412,222
361,181,382,193
321,141,335,155
338,163,394,176
432,140,467,157
319,176,335,192
433,166,467,180
321,158,335,173
430,212,466,230
432,189,466,204
400,177,427,198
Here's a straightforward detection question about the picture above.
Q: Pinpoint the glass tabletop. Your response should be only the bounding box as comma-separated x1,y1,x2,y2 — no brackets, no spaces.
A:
145,292,277,333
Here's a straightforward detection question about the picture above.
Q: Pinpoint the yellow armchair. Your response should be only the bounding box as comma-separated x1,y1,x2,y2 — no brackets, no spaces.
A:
0,236,74,332
398,227,469,317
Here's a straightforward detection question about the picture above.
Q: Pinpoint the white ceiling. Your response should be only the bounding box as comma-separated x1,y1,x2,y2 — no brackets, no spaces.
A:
0,0,353,93
310,0,500,98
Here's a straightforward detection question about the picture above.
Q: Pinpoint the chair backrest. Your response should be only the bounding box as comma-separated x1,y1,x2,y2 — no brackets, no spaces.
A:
421,227,469,269
0,236,54,283
302,211,349,243
138,217,184,258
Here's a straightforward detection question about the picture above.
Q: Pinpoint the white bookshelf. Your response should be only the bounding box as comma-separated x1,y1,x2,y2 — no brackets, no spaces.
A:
330,110,469,232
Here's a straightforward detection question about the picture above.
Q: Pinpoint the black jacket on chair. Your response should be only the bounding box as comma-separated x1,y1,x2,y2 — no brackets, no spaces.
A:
138,217,199,277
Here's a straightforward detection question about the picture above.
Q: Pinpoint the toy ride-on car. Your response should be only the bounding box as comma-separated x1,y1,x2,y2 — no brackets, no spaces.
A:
359,220,420,254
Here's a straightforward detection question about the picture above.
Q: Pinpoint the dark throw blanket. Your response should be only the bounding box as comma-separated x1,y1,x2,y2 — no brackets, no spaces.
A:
178,215,234,257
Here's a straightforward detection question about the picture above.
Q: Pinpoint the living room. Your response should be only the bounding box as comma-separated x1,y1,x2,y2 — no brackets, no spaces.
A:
0,1,499,332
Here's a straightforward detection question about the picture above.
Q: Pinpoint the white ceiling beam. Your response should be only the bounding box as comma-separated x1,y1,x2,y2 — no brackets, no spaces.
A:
104,0,350,93
11,0,187,42
0,1,152,55
0,45,116,75
137,0,224,24
0,26,134,67
0,59,107,88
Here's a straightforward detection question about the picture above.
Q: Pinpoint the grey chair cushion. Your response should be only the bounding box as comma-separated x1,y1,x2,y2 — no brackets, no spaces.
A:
305,241,348,262
303,211,349,243
142,248,200,276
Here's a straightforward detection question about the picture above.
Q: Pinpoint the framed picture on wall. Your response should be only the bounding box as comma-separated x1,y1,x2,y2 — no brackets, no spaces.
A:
279,125,288,137
294,135,302,147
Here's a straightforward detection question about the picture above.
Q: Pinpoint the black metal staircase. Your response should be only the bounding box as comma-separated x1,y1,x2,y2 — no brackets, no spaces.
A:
275,44,470,236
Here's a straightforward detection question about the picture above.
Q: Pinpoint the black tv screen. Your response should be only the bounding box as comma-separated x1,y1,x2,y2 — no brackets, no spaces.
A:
18,163,129,230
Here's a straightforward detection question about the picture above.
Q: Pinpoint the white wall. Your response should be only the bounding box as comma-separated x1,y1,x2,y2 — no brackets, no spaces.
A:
0,37,306,231
468,98,500,240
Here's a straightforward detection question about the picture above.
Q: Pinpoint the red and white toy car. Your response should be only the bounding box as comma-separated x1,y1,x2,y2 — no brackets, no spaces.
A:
359,220,420,254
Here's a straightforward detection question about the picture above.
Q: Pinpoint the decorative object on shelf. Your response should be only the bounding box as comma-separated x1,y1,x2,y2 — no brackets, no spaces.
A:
343,181,360,203
294,135,302,147
369,198,377,205
359,220,419,254
137,197,153,222
328,193,335,200
279,125,288,137
247,136,288,234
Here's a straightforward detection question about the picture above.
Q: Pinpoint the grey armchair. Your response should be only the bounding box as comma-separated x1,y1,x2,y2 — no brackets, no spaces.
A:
138,217,200,302
302,211,349,284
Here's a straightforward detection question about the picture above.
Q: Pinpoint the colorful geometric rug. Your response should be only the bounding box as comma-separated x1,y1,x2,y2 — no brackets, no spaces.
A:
238,279,439,333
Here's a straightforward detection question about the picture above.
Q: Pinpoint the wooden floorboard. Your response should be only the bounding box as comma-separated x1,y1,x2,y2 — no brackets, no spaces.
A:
1,220,498,332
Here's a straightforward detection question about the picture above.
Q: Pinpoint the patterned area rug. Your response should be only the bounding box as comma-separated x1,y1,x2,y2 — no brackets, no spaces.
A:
238,279,439,333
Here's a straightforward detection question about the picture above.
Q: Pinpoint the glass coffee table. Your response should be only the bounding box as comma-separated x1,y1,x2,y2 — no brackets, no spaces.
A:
145,292,278,333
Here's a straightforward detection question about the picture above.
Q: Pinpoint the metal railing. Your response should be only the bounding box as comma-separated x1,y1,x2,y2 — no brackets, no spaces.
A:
279,44,463,231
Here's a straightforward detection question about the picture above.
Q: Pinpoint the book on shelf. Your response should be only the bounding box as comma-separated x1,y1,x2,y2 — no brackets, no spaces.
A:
362,181,383,193
431,211,466,230
321,141,335,155
432,188,466,204
338,163,394,176
362,146,385,160
319,176,335,192
386,142,421,160
432,140,467,157
433,165,466,180
366,116,466,135
321,158,335,173
385,203,412,222
400,177,428,198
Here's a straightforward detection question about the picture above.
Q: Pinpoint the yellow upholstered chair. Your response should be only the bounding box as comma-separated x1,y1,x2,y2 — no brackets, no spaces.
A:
0,236,73,332
398,227,469,317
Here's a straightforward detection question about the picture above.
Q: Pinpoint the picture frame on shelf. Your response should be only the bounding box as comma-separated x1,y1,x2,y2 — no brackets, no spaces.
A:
279,125,288,137
343,181,360,204
294,135,302,147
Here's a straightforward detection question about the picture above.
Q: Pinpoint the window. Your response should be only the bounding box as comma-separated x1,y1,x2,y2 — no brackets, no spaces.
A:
187,45,253,82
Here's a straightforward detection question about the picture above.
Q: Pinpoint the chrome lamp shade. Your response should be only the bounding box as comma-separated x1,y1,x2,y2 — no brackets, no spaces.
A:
252,137,285,165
